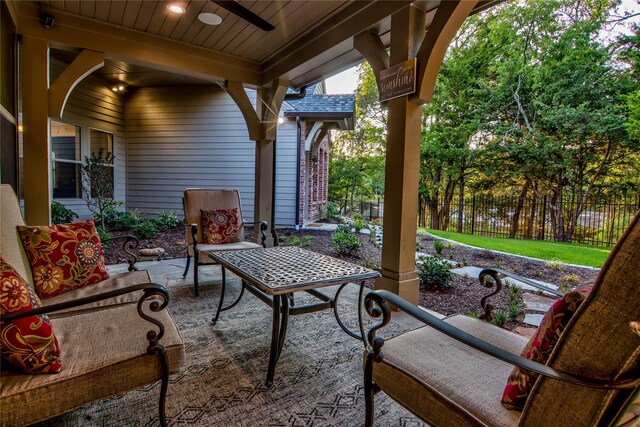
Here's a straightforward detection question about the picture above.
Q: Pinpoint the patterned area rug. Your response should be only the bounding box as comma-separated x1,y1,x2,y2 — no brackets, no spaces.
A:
39,279,425,426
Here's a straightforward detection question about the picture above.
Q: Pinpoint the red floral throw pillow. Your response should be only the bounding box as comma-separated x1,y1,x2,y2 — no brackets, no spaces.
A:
0,256,62,373
18,219,109,299
201,208,241,244
501,285,593,410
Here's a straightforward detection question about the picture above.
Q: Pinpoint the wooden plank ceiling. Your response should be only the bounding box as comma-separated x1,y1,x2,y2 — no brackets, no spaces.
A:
19,1,492,88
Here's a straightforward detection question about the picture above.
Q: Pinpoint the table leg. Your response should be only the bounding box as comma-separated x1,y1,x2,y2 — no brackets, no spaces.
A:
266,294,290,387
212,266,227,324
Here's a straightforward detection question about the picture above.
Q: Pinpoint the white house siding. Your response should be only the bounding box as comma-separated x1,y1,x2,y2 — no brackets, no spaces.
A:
125,86,298,226
50,59,126,219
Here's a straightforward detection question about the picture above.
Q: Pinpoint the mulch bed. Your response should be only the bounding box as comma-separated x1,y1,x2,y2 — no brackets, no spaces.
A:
102,226,601,328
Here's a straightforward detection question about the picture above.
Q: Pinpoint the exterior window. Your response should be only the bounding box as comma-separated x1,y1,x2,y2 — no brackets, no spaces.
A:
89,128,114,197
51,120,81,198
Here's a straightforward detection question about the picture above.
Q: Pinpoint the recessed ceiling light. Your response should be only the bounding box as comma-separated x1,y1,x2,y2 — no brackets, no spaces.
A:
198,12,222,26
167,4,186,15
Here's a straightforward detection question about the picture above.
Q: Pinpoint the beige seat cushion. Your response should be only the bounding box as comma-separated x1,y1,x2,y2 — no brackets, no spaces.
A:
42,270,153,317
188,241,263,263
0,303,185,426
373,315,526,427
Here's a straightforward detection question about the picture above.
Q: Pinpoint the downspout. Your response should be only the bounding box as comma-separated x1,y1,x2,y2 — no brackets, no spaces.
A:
284,86,307,101
294,116,301,229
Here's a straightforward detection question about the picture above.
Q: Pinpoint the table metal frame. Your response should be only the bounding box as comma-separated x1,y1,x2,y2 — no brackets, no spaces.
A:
208,246,380,386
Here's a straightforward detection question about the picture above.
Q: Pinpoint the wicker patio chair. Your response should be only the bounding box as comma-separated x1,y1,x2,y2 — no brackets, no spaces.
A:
182,188,267,298
362,212,640,427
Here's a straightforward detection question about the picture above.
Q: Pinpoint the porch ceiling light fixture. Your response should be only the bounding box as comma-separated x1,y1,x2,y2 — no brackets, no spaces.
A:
198,12,223,26
111,84,126,92
167,4,187,15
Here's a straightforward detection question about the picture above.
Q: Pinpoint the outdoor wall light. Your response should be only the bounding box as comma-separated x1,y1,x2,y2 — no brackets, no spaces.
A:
277,117,285,125
167,4,186,15
40,12,55,29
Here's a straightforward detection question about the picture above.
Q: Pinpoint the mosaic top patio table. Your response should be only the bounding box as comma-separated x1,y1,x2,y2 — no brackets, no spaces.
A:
208,246,380,386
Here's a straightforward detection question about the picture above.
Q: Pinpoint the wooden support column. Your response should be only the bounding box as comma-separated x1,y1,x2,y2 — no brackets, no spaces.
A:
22,36,51,225
225,79,287,246
355,2,476,304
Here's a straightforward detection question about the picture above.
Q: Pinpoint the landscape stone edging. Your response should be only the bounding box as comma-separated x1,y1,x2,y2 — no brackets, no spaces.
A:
425,233,601,271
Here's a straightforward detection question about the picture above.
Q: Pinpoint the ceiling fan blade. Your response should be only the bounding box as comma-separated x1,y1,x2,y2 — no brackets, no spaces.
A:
211,1,275,32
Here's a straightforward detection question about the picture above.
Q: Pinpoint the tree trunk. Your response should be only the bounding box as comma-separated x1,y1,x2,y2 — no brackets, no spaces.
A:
510,181,530,238
457,171,465,233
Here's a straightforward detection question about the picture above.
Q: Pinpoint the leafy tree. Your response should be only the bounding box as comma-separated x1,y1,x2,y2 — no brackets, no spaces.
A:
81,149,120,229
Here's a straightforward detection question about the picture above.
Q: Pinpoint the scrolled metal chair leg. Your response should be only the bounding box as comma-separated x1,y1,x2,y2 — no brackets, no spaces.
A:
148,344,170,427
182,255,191,278
193,251,200,297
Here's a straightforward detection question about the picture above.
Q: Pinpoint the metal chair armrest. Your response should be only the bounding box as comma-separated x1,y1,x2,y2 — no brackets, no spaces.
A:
364,289,639,390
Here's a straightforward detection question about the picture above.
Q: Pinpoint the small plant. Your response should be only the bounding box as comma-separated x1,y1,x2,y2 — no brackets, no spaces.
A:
360,252,381,270
559,283,573,293
508,301,523,320
561,274,581,284
81,149,120,229
131,219,159,239
158,211,180,229
335,224,352,234
546,259,565,271
466,310,480,318
492,310,508,328
51,201,78,224
533,270,542,277
96,225,111,241
301,235,314,247
417,256,453,289
286,236,302,246
461,256,468,266
433,240,444,255
507,283,522,302
331,230,362,256
494,260,502,268
354,217,366,233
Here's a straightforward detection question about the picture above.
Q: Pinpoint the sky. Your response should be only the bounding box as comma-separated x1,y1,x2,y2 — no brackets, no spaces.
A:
324,0,639,95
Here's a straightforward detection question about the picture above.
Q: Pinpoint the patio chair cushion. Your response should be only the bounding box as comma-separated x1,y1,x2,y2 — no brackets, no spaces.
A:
0,256,62,374
42,270,154,318
373,315,527,427
188,241,263,263
0,301,185,426
502,284,593,410
201,208,241,244
18,220,108,299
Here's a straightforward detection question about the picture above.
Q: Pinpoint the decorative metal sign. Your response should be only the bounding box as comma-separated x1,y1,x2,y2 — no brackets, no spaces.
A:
379,58,417,102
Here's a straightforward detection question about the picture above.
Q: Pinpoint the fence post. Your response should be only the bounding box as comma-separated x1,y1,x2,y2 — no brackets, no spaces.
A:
541,196,547,241
471,195,476,235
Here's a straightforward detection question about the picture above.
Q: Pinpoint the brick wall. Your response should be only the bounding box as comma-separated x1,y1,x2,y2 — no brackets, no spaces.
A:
306,134,330,223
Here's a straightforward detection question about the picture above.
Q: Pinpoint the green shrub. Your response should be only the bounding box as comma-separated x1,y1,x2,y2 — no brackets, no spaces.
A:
546,259,565,271
301,235,314,247
433,240,444,255
466,310,480,318
335,224,352,234
114,209,144,230
416,256,453,289
158,211,180,229
331,231,362,256
51,201,78,224
131,219,159,239
96,225,111,241
325,201,339,219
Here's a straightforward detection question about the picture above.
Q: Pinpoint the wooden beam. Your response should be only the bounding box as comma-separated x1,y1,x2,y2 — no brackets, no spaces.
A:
253,79,288,246
224,81,261,141
22,36,51,225
353,30,389,87
262,0,412,84
12,2,262,87
413,1,478,104
49,49,104,118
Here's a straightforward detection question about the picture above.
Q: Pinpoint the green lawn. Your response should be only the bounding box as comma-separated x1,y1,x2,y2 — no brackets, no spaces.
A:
420,229,611,268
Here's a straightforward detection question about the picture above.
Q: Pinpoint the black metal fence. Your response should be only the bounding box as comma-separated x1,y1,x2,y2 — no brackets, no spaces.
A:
425,194,639,247
338,199,385,220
